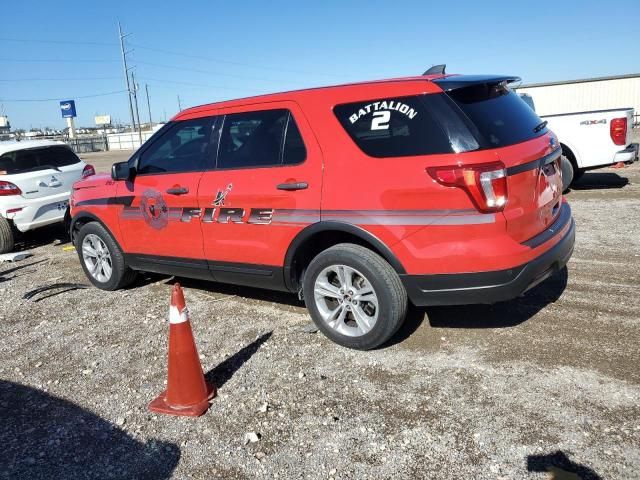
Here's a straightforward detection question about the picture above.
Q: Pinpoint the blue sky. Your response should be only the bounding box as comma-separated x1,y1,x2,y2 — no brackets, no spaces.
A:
1,0,638,130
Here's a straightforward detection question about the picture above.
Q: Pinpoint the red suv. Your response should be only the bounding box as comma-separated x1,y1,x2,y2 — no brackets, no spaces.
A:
70,72,575,350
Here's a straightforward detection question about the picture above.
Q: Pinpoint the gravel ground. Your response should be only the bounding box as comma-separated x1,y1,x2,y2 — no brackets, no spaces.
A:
1,153,639,479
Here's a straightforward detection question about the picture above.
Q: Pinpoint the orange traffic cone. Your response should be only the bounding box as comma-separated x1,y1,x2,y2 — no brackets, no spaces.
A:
149,283,216,417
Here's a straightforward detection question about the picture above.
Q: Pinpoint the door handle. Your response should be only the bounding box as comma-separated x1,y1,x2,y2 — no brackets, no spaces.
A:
166,186,189,195
276,182,308,191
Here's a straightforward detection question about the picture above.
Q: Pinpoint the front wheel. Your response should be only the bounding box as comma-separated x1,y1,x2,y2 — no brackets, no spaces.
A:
76,222,137,290
302,243,408,350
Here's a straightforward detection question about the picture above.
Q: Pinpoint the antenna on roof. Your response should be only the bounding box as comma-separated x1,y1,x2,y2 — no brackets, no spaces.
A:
423,64,446,75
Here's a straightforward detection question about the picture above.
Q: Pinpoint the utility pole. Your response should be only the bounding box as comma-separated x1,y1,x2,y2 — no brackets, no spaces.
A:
177,95,182,111
131,71,143,144
145,84,152,127
117,21,137,136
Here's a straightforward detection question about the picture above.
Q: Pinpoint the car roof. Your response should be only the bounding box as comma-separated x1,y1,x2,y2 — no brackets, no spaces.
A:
0,139,69,156
174,74,449,120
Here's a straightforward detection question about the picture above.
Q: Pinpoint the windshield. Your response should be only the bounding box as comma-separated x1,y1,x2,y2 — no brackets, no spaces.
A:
0,146,80,175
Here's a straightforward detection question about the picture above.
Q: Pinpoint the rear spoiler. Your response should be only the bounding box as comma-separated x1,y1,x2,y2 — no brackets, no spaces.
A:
433,75,521,91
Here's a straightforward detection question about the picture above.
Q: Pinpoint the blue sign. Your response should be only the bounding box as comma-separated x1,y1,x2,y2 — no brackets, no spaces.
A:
60,100,77,118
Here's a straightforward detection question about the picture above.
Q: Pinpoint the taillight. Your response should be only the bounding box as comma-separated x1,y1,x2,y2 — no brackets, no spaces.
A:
427,162,508,213
610,117,627,146
82,164,96,178
0,181,22,196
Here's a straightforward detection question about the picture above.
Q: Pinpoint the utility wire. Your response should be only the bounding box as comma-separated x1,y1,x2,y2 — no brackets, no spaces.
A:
1,90,128,102
137,60,305,85
0,37,347,79
139,76,270,92
131,43,348,79
0,37,116,46
0,58,119,63
0,76,121,82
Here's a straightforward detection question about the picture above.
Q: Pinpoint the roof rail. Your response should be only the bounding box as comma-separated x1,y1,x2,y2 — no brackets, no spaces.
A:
423,64,446,75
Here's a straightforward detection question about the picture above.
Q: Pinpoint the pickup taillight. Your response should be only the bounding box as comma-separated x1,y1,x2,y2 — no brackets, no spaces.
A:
610,117,627,146
427,162,508,213
0,181,22,196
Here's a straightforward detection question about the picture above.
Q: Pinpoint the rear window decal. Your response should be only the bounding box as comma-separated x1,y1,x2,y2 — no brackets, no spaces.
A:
348,100,418,125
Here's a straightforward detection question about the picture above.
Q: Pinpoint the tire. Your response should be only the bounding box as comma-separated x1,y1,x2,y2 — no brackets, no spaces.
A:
0,217,15,254
560,155,574,192
76,222,137,290
302,243,408,350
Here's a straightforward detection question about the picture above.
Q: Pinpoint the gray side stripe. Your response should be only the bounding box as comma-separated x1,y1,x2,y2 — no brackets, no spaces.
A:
319,214,495,226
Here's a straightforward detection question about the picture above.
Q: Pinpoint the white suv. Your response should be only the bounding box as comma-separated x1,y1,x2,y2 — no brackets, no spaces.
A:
0,140,94,253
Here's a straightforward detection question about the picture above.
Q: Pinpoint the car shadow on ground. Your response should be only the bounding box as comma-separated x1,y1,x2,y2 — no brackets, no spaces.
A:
0,380,180,480
527,450,603,479
0,259,48,283
134,274,305,309
387,267,568,346
12,223,71,252
569,171,629,191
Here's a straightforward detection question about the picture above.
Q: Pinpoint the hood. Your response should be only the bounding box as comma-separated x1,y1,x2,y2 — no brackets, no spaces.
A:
73,172,113,190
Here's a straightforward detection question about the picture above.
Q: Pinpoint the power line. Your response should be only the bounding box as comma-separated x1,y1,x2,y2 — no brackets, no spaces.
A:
139,76,264,92
131,43,348,79
0,76,121,82
136,60,302,85
0,37,116,46
0,58,119,64
0,90,128,102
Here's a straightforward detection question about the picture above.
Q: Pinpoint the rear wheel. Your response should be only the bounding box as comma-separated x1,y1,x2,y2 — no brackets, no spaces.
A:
76,222,137,290
302,243,408,350
560,155,574,192
0,217,15,254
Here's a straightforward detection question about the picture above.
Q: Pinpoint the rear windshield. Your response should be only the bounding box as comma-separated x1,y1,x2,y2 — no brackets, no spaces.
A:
334,86,548,158
445,83,548,148
0,145,80,174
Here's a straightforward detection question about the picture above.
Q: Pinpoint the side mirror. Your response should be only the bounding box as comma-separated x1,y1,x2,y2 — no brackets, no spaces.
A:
111,161,133,181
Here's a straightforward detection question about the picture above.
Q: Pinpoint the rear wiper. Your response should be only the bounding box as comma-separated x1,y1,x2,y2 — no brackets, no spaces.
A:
533,120,548,133
42,164,62,172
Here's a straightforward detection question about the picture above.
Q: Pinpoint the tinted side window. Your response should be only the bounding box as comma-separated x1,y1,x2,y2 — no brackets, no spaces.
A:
0,146,80,174
334,96,454,158
217,109,306,169
138,117,214,175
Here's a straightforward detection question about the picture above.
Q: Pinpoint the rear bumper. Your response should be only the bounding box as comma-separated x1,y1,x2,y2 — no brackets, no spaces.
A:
613,143,638,163
1,191,70,232
401,204,575,306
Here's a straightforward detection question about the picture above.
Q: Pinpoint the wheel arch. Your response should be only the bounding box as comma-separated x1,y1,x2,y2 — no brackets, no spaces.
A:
70,212,124,251
560,142,579,170
283,221,406,292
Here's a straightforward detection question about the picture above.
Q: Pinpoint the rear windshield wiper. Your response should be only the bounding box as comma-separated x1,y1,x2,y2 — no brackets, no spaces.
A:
533,120,548,133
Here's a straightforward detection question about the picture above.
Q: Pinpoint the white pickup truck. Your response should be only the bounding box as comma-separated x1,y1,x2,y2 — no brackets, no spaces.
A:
520,95,638,190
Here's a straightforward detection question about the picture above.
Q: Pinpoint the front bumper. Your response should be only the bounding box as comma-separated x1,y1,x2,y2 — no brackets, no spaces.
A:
613,143,639,163
401,204,575,306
